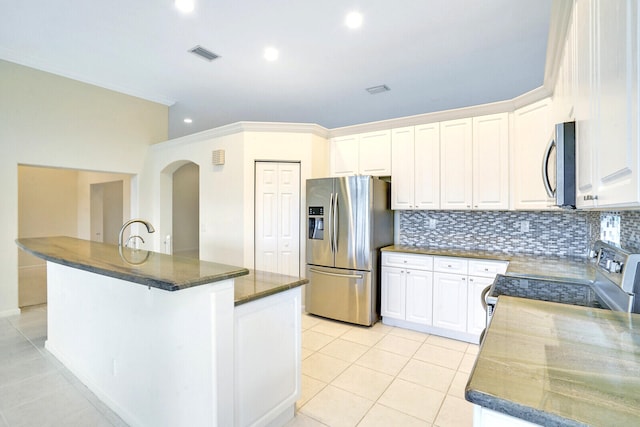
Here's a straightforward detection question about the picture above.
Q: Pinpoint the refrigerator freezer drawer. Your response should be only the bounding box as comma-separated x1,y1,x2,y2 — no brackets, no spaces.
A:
305,265,376,326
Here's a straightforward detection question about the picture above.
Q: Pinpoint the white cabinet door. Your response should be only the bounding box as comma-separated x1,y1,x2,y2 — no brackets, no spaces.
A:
391,127,416,209
574,0,597,208
591,0,639,207
433,272,468,332
331,135,359,176
391,124,440,210
381,267,406,320
512,98,555,210
467,276,492,336
472,113,509,210
414,123,441,209
405,269,433,325
441,118,473,209
359,130,391,176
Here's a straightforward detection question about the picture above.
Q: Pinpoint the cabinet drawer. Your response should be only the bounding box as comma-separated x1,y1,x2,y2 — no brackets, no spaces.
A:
468,259,508,278
433,256,468,274
382,252,433,271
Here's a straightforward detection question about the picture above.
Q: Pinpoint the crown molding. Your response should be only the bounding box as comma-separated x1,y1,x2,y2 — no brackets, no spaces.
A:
152,121,329,150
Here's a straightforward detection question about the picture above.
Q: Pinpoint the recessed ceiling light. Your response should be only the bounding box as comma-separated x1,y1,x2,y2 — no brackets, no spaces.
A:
183,118,193,124
264,47,279,61
175,0,195,13
345,11,363,29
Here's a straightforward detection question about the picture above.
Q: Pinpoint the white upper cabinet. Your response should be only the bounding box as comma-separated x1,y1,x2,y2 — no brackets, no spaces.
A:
359,130,392,175
391,124,440,210
331,134,359,176
472,113,510,210
589,0,639,207
564,0,640,208
512,98,556,210
440,118,473,209
440,114,509,210
574,0,597,207
331,131,391,177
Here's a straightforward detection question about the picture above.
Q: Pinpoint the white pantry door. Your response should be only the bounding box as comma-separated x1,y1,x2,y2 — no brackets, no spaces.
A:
255,162,301,276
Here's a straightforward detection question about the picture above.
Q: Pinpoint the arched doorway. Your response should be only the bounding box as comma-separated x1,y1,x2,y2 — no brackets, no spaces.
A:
161,161,200,258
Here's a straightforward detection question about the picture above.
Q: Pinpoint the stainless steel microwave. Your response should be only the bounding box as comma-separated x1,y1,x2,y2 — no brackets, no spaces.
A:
542,121,576,208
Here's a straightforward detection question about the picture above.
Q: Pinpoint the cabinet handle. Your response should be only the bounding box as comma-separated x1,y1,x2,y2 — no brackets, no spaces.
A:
469,278,474,282
407,271,411,274
461,277,466,280
447,264,452,268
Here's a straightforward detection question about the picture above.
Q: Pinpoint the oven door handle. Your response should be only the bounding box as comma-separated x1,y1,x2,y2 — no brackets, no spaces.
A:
480,285,492,310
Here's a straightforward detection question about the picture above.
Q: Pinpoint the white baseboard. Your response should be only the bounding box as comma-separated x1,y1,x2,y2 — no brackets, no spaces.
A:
0,308,21,318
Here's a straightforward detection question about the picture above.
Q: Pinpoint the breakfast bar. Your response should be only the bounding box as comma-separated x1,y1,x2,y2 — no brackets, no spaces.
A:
16,236,307,427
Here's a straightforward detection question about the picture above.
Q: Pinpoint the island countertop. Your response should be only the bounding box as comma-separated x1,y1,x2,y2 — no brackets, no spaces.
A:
465,296,640,426
16,236,250,292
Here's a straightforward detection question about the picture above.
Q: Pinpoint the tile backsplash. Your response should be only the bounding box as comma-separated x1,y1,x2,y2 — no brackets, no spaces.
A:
616,211,640,252
398,210,601,257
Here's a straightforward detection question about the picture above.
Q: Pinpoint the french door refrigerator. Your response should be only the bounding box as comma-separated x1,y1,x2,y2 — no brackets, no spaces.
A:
306,176,393,326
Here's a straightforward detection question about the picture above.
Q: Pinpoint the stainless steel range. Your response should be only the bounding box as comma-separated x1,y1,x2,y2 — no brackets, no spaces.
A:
484,240,640,328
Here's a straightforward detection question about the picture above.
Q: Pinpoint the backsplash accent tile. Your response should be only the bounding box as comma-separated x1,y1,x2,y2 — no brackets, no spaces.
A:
399,210,601,257
620,211,640,252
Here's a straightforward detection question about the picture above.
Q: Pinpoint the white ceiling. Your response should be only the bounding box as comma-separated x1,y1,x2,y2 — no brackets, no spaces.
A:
0,0,552,139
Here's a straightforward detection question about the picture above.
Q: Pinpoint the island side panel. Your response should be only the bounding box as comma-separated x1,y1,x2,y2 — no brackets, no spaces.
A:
45,261,235,427
234,287,302,427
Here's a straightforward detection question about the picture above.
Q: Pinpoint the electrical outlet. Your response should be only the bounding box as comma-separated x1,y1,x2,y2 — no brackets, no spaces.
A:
520,220,530,232
429,218,437,229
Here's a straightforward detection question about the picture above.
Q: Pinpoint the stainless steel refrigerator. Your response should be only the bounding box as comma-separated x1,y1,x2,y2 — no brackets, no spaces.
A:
305,176,393,326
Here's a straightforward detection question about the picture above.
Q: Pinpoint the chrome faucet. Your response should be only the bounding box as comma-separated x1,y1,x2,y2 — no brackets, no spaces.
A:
118,219,155,247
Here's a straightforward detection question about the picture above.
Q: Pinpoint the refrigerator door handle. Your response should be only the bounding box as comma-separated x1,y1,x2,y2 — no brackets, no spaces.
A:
332,192,338,253
328,192,334,253
308,268,363,280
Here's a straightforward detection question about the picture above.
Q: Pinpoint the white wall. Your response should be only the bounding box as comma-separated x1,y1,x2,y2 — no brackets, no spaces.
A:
142,125,329,272
0,60,168,316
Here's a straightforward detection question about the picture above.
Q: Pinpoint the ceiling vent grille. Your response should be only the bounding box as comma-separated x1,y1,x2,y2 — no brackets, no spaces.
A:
189,45,220,61
366,84,390,95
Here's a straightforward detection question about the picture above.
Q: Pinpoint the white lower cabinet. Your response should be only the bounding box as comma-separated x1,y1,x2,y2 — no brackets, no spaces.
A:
381,252,507,344
467,276,494,336
381,254,433,326
432,272,468,332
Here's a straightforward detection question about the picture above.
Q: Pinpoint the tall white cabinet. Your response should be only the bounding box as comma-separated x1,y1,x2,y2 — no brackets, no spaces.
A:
440,118,473,209
577,0,639,208
254,162,301,277
512,99,555,210
391,124,440,210
439,113,509,210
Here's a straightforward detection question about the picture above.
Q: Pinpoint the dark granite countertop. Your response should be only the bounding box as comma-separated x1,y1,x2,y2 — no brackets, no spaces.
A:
234,270,308,306
381,245,596,283
465,296,640,426
16,236,249,292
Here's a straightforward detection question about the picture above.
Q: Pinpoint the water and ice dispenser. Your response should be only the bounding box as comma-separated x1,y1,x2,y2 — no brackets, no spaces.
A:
308,206,324,240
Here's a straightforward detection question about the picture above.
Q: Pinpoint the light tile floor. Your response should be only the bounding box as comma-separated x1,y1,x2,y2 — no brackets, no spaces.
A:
0,305,127,427
287,313,477,427
1,306,477,427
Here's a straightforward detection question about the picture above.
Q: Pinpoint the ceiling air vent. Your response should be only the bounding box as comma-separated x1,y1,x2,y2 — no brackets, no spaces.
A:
366,84,390,95
189,45,220,62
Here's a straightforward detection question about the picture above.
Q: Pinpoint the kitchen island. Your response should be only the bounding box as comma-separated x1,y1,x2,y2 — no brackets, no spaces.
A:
466,296,640,426
16,236,307,427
